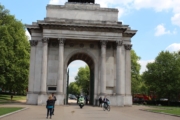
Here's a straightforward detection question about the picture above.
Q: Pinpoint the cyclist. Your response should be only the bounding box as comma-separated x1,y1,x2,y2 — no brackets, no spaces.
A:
103,96,109,108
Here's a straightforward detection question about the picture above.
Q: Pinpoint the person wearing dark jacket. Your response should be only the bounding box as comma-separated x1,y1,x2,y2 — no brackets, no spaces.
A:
103,96,109,108
46,95,54,119
51,93,56,115
99,97,102,107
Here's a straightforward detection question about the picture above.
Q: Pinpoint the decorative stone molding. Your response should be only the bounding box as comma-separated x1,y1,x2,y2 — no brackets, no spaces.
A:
58,38,65,45
30,40,38,46
123,33,136,37
124,44,132,50
42,37,49,43
116,41,123,46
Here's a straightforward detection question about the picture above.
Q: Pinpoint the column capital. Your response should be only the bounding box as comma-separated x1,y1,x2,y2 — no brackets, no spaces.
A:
100,40,107,46
30,40,38,46
58,38,65,45
42,37,49,43
124,44,132,50
116,41,123,46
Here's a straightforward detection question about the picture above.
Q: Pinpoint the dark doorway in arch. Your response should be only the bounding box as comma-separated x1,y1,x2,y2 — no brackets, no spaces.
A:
67,53,94,105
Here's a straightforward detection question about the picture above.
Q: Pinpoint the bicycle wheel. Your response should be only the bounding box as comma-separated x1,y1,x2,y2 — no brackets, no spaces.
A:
107,105,110,111
103,106,106,111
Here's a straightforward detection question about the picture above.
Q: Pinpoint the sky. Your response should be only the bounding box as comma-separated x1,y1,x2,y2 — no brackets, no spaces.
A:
1,0,180,83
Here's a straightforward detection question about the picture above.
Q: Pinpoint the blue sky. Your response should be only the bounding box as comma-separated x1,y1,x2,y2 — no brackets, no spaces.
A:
1,0,180,83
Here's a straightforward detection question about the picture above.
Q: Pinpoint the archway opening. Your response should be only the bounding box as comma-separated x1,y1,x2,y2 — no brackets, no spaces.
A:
66,53,94,105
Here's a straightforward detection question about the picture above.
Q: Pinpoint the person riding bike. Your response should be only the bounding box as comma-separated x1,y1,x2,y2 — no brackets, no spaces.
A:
78,95,85,104
103,96,109,108
78,95,85,108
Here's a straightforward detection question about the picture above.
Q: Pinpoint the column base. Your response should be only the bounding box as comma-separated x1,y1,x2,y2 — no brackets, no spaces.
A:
55,94,64,105
116,95,124,106
124,95,132,106
37,94,48,105
26,93,39,105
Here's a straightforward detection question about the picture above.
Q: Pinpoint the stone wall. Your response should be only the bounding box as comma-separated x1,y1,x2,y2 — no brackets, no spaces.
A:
46,3,118,22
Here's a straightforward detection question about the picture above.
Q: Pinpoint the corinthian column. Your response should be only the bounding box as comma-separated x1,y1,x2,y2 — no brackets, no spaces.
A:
57,38,65,95
100,41,106,95
116,41,125,95
28,40,38,94
40,38,49,94
124,44,132,96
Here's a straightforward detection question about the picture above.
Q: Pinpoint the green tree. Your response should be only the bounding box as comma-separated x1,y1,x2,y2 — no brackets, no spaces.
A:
143,51,180,101
75,65,90,94
68,82,81,95
131,50,144,94
0,4,30,94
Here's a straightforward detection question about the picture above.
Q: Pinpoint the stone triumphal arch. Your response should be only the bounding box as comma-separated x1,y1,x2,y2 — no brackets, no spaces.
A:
26,1,137,106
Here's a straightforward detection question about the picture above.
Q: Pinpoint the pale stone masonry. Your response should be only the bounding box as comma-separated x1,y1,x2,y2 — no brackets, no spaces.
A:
26,2,137,106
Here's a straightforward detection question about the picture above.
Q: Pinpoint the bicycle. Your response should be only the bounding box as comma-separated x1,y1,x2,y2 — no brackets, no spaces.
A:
102,101,110,111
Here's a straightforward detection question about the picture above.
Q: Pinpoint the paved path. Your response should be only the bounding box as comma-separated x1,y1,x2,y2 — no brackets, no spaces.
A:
0,104,179,120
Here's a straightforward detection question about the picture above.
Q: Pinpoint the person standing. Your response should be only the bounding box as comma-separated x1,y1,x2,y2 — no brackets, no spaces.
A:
51,93,56,115
46,95,54,119
77,95,79,104
99,97,102,107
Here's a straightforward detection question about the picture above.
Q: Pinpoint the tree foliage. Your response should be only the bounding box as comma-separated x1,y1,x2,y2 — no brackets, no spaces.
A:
68,65,90,95
142,51,180,100
75,65,90,94
0,4,30,94
131,50,145,94
68,82,81,95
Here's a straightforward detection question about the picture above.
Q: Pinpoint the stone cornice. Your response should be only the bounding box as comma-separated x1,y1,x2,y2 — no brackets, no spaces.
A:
46,3,118,12
26,21,132,34
123,30,137,37
26,21,137,38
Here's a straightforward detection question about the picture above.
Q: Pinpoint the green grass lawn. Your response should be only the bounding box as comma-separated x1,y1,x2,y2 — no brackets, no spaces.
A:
0,94,26,103
147,106,180,116
0,107,23,116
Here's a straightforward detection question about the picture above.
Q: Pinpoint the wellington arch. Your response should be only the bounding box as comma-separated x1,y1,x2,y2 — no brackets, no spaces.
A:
26,1,137,106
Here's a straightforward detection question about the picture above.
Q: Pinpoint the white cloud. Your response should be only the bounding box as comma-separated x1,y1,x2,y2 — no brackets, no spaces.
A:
165,43,180,52
25,30,31,40
117,7,125,18
133,0,172,12
171,13,180,27
49,0,66,5
138,60,154,74
155,24,170,36
68,60,87,83
172,28,177,34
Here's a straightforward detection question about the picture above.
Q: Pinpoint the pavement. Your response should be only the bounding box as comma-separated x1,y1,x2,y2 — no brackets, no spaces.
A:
0,102,179,120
